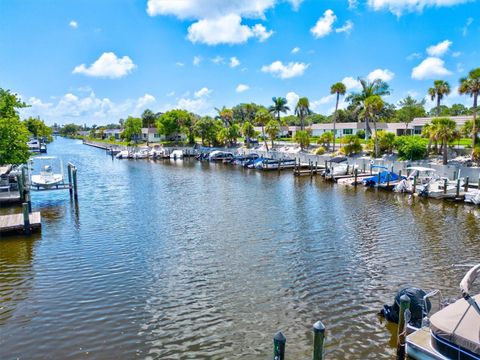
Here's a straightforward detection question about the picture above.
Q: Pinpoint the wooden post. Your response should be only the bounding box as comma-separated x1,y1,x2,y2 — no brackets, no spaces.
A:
444,178,448,194
346,164,350,175
398,170,402,179
72,167,78,201
16,174,24,201
370,164,373,175
21,166,27,201
396,294,411,360
456,178,460,198
273,331,286,360
464,176,469,192
25,190,32,213
413,175,417,194
315,161,318,174
386,172,390,187
354,168,358,186
23,202,30,235
324,160,327,173
312,321,325,360
377,171,381,187
67,163,73,198
362,162,366,173
310,161,314,178
453,170,457,181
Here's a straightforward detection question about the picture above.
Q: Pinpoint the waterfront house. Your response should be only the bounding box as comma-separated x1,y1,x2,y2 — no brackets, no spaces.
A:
253,125,301,138
141,128,162,143
103,129,122,140
410,116,473,135
310,122,388,138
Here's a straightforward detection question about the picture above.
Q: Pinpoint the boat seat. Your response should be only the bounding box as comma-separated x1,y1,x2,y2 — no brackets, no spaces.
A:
430,294,480,356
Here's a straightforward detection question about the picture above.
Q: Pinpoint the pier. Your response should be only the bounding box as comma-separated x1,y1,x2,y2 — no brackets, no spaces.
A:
0,209,41,234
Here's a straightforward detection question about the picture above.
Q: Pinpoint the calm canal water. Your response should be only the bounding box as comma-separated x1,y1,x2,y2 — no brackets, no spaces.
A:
1,137,479,359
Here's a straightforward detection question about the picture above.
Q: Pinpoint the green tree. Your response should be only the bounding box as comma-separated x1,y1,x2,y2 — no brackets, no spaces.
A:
268,97,290,127
59,123,81,137
340,135,362,156
421,122,438,154
394,136,428,161
215,106,234,126
428,80,451,116
216,127,229,146
0,118,30,165
294,97,311,130
330,82,347,151
122,116,142,143
255,109,273,151
450,103,471,116
241,121,255,148
396,96,426,134
362,95,384,157
156,110,189,142
265,119,280,148
317,131,333,150
227,124,241,146
293,130,310,151
459,68,480,158
369,130,395,154
194,116,218,146
432,117,459,164
141,109,157,128
0,89,28,118
23,116,53,142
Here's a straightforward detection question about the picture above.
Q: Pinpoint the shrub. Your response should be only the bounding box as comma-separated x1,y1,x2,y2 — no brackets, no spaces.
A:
473,146,480,162
394,136,428,161
368,130,396,154
314,146,326,155
294,130,311,149
340,135,362,156
356,129,366,139
317,132,333,149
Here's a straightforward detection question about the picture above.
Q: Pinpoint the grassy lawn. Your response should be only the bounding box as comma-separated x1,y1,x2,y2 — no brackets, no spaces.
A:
449,138,472,147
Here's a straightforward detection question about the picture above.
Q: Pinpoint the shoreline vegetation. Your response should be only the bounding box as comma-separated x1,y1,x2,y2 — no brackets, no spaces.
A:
1,69,479,167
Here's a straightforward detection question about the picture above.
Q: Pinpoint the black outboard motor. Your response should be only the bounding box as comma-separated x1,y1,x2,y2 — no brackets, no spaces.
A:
380,287,431,328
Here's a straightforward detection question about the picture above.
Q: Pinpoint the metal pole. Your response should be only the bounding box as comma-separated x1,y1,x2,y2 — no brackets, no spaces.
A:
23,202,30,235
396,295,411,360
313,321,326,360
273,331,286,360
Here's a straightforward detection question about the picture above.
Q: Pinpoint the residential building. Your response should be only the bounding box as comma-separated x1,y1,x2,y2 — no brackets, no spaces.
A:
409,116,473,135
310,122,388,138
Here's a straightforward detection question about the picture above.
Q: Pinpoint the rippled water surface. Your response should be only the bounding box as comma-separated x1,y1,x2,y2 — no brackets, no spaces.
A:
1,137,479,359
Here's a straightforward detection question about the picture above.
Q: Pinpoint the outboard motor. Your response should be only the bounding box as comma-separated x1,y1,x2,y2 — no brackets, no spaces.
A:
380,287,431,328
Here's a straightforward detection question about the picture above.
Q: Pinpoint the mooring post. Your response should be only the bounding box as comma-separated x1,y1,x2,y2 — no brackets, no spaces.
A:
377,171,381,187
413,175,417,194
72,166,78,201
23,202,30,235
315,161,318,174
313,321,326,360
362,162,366,173
370,164,373,175
16,174,24,201
354,168,358,186
21,166,27,201
444,178,448,194
273,331,286,360
67,163,73,198
464,176,469,192
396,294,411,360
398,170,402,179
346,164,350,175
456,178,460,198
387,172,390,187
453,170,457,181
324,160,327,173
25,190,32,213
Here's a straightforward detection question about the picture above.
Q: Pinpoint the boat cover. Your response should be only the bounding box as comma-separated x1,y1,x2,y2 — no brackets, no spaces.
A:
461,264,480,297
430,294,480,355
363,171,400,186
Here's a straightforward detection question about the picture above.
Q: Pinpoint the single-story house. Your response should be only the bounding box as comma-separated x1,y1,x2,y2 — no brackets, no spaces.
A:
410,116,473,135
310,122,388,138
141,128,162,143
253,125,301,138
104,129,122,140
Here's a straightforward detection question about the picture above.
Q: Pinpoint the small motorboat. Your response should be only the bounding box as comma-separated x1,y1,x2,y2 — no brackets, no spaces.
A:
255,158,296,170
363,166,404,187
465,190,480,205
27,139,41,152
208,150,234,162
406,264,480,360
116,150,130,159
232,153,259,166
132,148,150,159
30,156,64,189
394,167,437,194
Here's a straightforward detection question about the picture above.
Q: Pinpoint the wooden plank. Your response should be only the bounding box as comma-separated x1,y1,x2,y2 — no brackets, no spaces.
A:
0,212,41,234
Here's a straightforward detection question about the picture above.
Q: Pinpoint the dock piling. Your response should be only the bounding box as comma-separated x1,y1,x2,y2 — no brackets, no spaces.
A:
72,166,78,201
413,175,417,194
312,321,326,360
456,178,460,198
22,202,30,235
273,331,286,360
444,178,448,194
464,176,469,192
354,168,358,186
67,163,73,197
396,294,411,360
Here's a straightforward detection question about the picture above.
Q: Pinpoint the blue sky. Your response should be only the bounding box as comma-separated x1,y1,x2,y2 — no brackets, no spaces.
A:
0,0,478,125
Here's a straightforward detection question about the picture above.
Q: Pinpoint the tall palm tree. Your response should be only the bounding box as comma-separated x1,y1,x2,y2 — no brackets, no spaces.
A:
330,82,347,151
362,95,384,158
428,80,451,117
294,97,310,131
215,106,234,126
268,97,290,128
421,123,437,154
432,118,458,165
255,109,273,151
346,78,390,140
459,68,480,157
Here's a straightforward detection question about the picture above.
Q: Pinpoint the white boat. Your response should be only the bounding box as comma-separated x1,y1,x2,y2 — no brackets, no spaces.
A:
406,264,480,360
133,148,149,159
170,150,184,159
30,156,64,188
395,167,437,194
421,178,462,199
27,139,41,152
208,151,233,162
465,190,480,205
115,150,130,159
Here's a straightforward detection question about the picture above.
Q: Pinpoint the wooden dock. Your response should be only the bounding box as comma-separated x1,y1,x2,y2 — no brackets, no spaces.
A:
0,212,41,234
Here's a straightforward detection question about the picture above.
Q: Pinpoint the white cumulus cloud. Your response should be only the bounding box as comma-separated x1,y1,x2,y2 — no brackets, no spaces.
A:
136,93,156,109
73,52,136,79
230,57,240,68
311,9,337,38
194,87,212,98
367,0,469,16
426,40,452,57
187,14,273,45
193,56,202,66
342,76,362,90
261,61,309,79
69,20,78,29
236,84,250,93
291,47,300,54
286,92,300,114
335,20,354,34
367,68,395,82
411,57,452,80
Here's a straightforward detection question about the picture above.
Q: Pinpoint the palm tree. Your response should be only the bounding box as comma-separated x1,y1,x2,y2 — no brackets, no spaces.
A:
241,121,255,148
362,95,384,158
215,106,234,126
459,68,480,157
330,82,347,151
346,78,390,140
428,80,451,117
421,123,437,154
268,97,290,128
255,109,273,151
265,120,280,149
432,118,458,165
294,97,310,131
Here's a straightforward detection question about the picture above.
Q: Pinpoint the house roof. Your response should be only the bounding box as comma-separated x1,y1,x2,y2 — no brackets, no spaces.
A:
310,122,388,130
411,116,473,127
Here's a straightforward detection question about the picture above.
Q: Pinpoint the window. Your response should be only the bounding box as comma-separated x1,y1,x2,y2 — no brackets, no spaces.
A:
343,129,353,135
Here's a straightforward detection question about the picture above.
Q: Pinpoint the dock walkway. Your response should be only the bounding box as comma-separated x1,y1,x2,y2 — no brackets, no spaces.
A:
0,212,41,234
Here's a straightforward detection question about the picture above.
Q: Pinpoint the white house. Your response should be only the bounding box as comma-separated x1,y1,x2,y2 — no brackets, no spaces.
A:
310,122,388,138
141,128,162,143
410,116,473,135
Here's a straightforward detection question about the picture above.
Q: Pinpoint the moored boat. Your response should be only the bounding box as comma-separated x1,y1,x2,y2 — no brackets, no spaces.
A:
208,150,234,162
29,156,65,189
